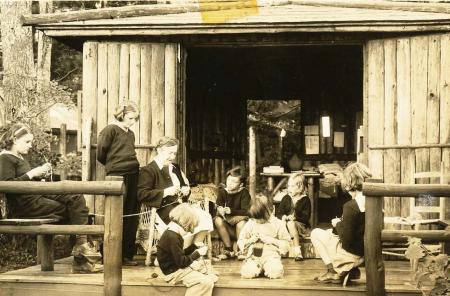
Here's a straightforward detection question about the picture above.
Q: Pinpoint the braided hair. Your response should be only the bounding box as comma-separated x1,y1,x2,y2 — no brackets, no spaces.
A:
0,124,32,151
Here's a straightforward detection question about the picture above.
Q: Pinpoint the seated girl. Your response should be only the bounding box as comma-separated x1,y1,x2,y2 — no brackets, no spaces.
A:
275,173,311,261
237,194,291,279
310,162,372,284
214,166,251,260
157,203,218,296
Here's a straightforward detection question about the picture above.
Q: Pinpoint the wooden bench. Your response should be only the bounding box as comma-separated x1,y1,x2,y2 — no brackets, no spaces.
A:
0,178,124,296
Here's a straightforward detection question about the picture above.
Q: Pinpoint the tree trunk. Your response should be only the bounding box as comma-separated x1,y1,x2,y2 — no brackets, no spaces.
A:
0,0,35,125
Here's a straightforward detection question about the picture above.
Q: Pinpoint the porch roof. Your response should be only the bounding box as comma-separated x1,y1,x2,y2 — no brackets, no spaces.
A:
34,1,450,37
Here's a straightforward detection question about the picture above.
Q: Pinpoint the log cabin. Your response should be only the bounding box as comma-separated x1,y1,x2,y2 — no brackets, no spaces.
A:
1,1,450,295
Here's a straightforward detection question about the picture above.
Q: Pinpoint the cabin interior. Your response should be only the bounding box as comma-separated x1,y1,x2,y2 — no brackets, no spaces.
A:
185,45,363,223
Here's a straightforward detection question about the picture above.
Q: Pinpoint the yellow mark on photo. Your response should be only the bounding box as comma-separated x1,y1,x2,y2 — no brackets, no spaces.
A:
199,0,259,24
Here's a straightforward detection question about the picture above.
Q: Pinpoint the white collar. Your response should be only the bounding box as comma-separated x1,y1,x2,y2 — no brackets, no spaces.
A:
111,122,129,132
0,150,24,160
154,156,170,170
168,221,187,235
354,191,365,212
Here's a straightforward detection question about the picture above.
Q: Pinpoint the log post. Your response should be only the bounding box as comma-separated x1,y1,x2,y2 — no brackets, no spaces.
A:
249,126,256,198
364,178,385,296
59,123,67,180
103,176,124,296
37,234,54,271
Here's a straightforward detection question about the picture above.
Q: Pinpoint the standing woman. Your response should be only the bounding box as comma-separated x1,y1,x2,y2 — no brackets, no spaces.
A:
0,124,102,273
97,101,140,266
138,136,213,248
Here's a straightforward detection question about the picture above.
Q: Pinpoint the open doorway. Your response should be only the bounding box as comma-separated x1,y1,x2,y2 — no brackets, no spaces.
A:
185,45,363,222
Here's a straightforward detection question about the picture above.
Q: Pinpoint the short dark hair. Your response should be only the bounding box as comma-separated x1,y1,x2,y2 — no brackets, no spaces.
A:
226,166,247,184
0,124,32,151
248,194,273,222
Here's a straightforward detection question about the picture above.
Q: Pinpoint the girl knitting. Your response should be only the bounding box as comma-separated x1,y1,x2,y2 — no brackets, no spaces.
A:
275,173,311,261
97,101,140,266
157,203,218,296
214,166,251,260
237,194,291,279
310,162,372,284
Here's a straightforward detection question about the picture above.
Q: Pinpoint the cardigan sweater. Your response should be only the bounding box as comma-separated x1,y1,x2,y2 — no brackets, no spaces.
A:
335,199,365,257
275,194,311,228
96,124,139,175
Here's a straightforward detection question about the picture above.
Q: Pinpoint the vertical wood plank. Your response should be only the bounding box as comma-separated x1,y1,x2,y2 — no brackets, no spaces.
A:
119,44,130,103
360,43,369,165
411,36,428,145
411,36,430,220
367,40,384,179
140,44,152,165
96,43,109,225
427,35,440,144
177,47,187,170
440,34,450,219
165,44,177,138
59,123,67,181
383,149,401,230
382,39,401,227
129,43,141,141
150,44,166,144
441,35,450,146
384,39,397,146
107,43,120,123
77,91,82,152
37,234,54,272
396,38,411,145
104,176,123,296
82,42,98,214
400,149,415,225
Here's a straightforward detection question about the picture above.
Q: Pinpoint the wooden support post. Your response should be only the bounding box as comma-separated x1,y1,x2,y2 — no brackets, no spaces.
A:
308,176,319,228
103,176,124,296
37,234,54,271
77,91,82,152
249,126,256,199
59,123,67,181
364,178,385,296
214,159,220,186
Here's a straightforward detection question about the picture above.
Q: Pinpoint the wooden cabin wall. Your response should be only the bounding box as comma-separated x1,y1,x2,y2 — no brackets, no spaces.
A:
366,34,450,229
82,41,184,215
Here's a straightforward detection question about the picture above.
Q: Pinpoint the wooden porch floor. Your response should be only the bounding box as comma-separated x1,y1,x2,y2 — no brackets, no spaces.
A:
0,258,423,296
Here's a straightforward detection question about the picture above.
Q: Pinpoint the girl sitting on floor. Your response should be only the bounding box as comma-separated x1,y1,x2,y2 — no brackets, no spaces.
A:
157,203,218,296
310,162,372,284
275,173,311,261
214,166,251,260
237,194,291,279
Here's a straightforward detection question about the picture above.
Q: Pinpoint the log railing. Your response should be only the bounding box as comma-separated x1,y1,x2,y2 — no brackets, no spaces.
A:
0,176,124,296
363,180,450,296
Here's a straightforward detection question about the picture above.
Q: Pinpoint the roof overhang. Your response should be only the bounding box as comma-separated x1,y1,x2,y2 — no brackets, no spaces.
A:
32,2,450,37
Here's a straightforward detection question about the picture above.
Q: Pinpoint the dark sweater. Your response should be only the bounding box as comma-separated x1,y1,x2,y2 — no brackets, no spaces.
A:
335,199,365,257
157,229,200,275
0,153,32,182
216,187,251,217
275,194,311,228
97,124,139,175
137,161,188,224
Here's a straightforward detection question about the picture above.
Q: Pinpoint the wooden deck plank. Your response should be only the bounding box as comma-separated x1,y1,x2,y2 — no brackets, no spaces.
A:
0,258,423,296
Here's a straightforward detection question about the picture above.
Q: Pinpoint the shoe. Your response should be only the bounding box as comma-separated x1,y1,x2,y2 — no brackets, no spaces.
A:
217,250,234,260
341,267,361,287
123,258,139,266
72,242,102,263
72,259,104,274
314,270,341,283
294,253,304,261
